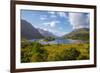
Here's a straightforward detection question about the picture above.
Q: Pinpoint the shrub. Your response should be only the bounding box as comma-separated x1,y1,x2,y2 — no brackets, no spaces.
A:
77,54,89,60
21,41,31,48
64,48,80,60
31,42,43,53
30,42,48,62
21,41,48,62
21,46,33,63
44,37,55,41
21,41,89,62
47,47,80,61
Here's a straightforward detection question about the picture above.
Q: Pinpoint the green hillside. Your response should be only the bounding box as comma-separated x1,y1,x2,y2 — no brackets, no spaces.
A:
63,28,89,41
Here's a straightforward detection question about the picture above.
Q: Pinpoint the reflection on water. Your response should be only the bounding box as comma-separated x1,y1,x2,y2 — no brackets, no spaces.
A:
29,38,83,44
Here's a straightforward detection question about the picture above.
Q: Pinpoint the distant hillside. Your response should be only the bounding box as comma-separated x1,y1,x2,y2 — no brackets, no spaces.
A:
38,28,56,38
21,20,44,40
63,28,89,40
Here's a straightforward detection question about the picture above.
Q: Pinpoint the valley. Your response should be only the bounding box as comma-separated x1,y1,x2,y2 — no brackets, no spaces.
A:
21,19,90,63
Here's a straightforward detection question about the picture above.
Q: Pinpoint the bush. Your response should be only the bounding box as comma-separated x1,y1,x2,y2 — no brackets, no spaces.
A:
21,41,31,48
21,46,33,63
65,48,80,60
30,42,48,62
77,54,89,60
77,47,89,60
31,42,43,53
21,42,36,62
21,41,48,62
21,41,89,62
44,37,55,41
47,47,80,61
58,48,80,60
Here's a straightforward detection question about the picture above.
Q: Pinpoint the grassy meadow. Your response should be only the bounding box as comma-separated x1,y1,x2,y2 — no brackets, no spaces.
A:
21,40,89,63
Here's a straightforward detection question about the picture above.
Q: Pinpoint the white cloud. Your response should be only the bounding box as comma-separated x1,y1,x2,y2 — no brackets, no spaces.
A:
48,11,57,18
68,13,89,29
57,12,67,18
49,29,67,37
50,21,56,27
48,11,56,15
41,21,67,36
43,21,60,28
48,11,67,18
51,22,55,27
40,15,47,20
43,28,48,31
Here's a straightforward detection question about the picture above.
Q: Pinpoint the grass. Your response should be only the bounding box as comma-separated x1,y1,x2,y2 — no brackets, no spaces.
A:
43,43,89,61
21,41,89,63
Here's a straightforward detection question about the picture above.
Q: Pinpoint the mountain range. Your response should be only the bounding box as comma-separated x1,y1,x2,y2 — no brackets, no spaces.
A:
38,28,56,38
21,20,44,39
21,20,56,40
21,19,89,40
63,28,89,40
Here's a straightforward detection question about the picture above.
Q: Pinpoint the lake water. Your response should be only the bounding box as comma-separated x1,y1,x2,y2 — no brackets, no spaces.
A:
29,39,82,44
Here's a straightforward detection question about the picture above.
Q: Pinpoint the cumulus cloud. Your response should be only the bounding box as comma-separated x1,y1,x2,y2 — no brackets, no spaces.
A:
40,15,47,20
48,11,56,15
57,12,67,18
68,13,89,29
43,21,60,28
46,28,67,37
48,11,67,18
48,11,57,18
50,21,56,27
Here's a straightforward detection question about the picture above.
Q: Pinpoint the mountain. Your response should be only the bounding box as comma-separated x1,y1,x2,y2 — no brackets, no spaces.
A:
21,20,44,40
63,28,89,40
38,28,56,38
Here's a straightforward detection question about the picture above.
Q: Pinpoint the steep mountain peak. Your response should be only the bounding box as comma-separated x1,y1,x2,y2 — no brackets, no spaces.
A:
21,19,44,39
37,28,56,38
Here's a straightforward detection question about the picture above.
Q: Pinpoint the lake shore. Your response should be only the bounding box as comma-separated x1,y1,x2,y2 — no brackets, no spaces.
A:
28,38,87,45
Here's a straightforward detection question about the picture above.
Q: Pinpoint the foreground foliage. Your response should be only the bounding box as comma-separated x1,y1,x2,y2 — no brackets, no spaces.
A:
21,41,89,63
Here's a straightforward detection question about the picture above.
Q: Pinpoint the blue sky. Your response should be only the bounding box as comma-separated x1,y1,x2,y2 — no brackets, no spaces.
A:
21,10,89,36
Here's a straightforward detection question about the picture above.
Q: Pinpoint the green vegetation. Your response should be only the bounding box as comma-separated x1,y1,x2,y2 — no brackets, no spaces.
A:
65,33,89,41
21,41,48,62
63,28,89,41
44,37,55,41
21,41,89,63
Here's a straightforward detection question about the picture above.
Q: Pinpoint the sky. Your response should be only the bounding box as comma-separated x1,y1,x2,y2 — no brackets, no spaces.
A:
21,10,89,37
